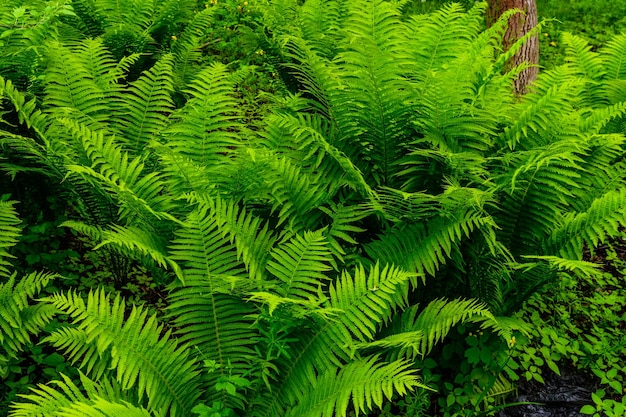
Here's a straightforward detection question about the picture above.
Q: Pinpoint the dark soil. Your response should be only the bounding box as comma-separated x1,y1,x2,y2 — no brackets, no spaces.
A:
497,365,599,417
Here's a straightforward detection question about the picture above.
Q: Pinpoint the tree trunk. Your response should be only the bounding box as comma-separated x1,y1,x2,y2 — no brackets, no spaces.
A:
486,0,539,95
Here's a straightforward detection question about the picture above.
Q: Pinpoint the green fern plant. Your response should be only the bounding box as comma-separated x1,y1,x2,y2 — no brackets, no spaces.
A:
0,201,58,378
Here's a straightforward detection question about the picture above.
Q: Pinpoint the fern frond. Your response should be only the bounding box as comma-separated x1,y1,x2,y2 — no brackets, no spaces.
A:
114,55,175,151
494,140,586,254
61,118,172,227
298,0,347,58
265,156,330,233
0,271,58,376
171,8,216,86
10,372,145,417
548,188,626,260
502,78,584,150
404,298,493,358
521,255,602,278
365,209,497,284
43,41,117,128
0,200,21,277
261,113,375,200
259,263,413,417
0,76,49,143
163,62,243,167
43,289,202,416
405,2,485,75
267,230,333,299
94,224,183,282
285,357,423,417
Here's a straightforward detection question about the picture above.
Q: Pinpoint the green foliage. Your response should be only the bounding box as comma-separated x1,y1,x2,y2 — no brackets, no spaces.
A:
2,0,626,416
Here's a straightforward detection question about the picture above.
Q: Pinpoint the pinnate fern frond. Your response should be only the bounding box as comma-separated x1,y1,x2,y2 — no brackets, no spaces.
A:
61,118,172,227
163,63,242,168
285,357,423,417
548,188,626,260
0,76,49,142
114,55,175,151
365,209,497,283
43,289,202,416
261,263,413,417
0,271,58,377
10,372,149,417
43,41,116,127
0,200,21,277
267,230,333,299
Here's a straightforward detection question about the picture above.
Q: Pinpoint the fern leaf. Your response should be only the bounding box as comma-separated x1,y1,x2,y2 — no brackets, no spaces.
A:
405,298,493,357
267,230,333,299
94,224,183,282
43,290,202,416
286,357,423,417
163,63,243,167
10,372,144,417
0,76,49,142
0,271,58,377
548,188,626,260
259,263,413,417
114,55,175,151
0,200,21,277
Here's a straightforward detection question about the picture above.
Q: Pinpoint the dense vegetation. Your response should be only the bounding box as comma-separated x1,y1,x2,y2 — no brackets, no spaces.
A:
1,0,626,416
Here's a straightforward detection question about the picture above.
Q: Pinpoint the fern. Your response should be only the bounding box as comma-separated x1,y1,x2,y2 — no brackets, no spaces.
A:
0,200,21,277
0,201,58,376
548,188,626,260
162,62,243,167
267,230,333,299
0,271,58,378
10,372,149,417
43,289,202,416
255,263,413,417
114,55,175,151
285,357,423,417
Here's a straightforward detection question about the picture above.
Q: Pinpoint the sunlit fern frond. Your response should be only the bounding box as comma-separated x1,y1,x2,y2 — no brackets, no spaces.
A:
255,263,413,417
266,230,333,299
43,40,120,129
43,289,202,416
365,208,497,285
285,356,423,417
61,118,173,228
547,188,626,260
0,271,58,377
600,33,626,104
9,372,150,417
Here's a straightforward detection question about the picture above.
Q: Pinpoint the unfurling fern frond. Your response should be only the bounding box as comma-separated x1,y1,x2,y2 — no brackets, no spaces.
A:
42,290,202,416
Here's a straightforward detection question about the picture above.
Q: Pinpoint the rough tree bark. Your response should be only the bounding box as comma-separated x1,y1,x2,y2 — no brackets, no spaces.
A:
486,0,539,95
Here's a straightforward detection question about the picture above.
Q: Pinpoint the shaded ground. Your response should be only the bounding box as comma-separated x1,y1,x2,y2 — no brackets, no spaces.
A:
498,360,599,416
